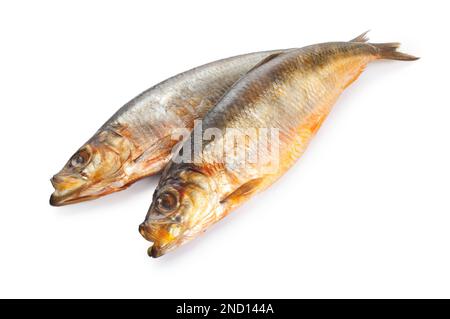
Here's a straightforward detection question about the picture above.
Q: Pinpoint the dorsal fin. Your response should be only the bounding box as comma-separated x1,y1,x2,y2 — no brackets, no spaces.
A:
245,52,284,74
350,30,370,43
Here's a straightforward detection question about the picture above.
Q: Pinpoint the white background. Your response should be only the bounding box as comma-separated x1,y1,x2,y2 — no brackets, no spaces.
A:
0,0,449,298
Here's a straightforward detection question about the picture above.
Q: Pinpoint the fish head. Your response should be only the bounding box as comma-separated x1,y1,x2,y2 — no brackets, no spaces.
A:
50,129,135,206
139,165,219,257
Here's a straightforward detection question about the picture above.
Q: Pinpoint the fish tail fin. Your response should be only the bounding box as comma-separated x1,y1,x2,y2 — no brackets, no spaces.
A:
371,42,419,61
350,30,370,43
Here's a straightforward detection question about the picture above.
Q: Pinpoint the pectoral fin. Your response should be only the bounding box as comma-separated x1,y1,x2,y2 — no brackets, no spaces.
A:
132,135,177,175
220,177,266,209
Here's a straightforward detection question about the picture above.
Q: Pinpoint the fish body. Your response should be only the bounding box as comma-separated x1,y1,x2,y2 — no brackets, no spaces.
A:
140,34,418,257
50,49,285,205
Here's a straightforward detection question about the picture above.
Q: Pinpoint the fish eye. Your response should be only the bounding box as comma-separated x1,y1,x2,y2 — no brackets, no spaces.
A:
70,148,91,168
155,191,179,214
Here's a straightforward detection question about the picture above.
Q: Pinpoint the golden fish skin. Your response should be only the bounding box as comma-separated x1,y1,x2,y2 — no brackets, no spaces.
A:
49,49,287,206
140,33,418,257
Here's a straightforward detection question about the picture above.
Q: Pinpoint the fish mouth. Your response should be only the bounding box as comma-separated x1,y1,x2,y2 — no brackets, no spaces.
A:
139,222,179,258
138,223,159,257
49,185,96,206
49,190,97,206
49,176,97,206
49,173,134,206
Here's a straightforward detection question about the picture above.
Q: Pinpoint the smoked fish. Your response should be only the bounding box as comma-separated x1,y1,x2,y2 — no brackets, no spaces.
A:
50,49,286,205
139,33,418,257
